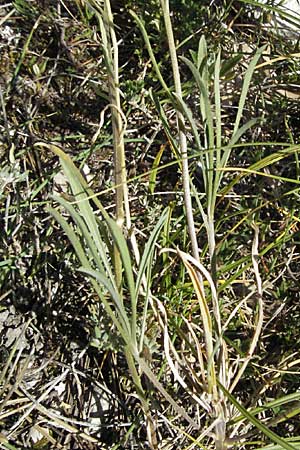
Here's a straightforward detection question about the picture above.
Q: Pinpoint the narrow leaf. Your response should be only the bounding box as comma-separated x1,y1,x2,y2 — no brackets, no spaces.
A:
129,10,171,98
233,46,266,136
149,145,165,194
79,267,132,344
104,217,137,339
218,382,298,450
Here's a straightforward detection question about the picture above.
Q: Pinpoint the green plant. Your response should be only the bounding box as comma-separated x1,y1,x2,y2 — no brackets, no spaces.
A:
2,0,299,447
36,140,205,449
129,1,300,448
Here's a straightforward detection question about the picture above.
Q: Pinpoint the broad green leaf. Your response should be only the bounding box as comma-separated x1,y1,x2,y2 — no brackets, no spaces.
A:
197,35,208,78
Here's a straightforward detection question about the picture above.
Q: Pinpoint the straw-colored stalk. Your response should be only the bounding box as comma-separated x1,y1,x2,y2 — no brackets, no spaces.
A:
160,0,200,267
97,0,127,291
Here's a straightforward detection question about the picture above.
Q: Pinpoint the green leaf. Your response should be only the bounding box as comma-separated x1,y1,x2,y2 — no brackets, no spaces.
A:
36,142,116,288
129,10,171,99
79,267,132,345
214,51,222,159
47,206,92,271
136,208,168,296
135,208,168,351
105,217,137,338
48,206,131,347
149,145,165,194
258,438,300,450
51,195,106,275
197,35,208,74
180,55,214,151
233,45,266,136
219,117,259,175
220,54,243,79
218,382,298,450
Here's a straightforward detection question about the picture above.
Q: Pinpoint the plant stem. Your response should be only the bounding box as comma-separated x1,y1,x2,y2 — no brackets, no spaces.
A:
125,347,158,450
161,0,200,265
101,0,126,291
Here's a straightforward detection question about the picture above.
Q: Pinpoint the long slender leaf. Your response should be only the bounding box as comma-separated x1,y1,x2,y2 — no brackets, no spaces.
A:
233,45,266,136
104,216,137,339
231,393,300,427
48,207,131,345
180,56,214,152
258,438,300,450
59,156,116,285
135,208,168,352
79,267,132,341
214,50,222,165
218,117,259,191
197,35,210,94
180,54,215,207
52,194,106,275
36,142,117,288
135,208,168,297
47,206,92,272
129,10,171,99
218,381,298,450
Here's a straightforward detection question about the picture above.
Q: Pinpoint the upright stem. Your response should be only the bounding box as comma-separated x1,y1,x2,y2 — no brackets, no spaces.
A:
207,209,217,285
94,4,158,447
125,348,158,450
161,0,200,264
162,5,226,447
102,0,126,291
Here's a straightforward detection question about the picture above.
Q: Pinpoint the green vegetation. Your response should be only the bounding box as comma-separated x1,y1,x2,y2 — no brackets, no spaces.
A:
0,0,299,449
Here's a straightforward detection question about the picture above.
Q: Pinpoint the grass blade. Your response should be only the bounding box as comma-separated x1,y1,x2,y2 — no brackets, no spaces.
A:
233,45,266,136
219,381,298,450
79,267,131,341
129,10,171,98
149,145,165,195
